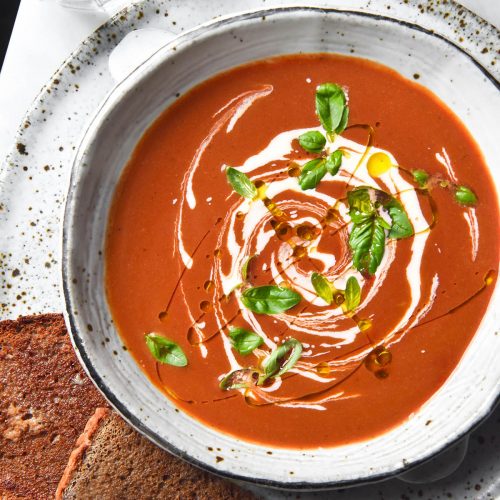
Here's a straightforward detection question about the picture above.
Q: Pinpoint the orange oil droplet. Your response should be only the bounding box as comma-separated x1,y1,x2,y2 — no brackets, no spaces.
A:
296,223,319,241
236,211,245,220
316,362,331,375
334,293,345,306
358,318,373,331
158,311,168,321
365,346,392,373
274,222,292,241
214,249,222,258
278,281,291,289
485,269,497,286
292,245,308,259
200,301,213,312
367,152,392,178
203,280,214,292
288,164,301,177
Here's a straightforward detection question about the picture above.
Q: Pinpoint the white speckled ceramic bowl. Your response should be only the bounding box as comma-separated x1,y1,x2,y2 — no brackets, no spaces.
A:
62,7,500,489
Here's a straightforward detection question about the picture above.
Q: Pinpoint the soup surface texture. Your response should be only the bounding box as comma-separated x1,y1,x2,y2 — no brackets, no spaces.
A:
106,54,498,448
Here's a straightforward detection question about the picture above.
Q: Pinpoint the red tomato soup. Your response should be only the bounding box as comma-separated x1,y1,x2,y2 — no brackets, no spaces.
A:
105,54,499,448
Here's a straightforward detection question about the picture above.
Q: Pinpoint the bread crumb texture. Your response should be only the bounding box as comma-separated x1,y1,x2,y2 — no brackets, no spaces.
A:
0,314,107,499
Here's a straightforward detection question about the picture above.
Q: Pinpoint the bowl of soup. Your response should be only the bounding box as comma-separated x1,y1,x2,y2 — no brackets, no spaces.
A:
62,7,500,489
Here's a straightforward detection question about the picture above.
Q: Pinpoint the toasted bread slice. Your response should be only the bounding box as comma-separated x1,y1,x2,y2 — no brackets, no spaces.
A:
57,410,255,500
0,314,108,499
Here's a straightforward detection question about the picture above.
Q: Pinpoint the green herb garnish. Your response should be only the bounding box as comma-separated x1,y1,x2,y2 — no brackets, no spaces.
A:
311,272,333,305
412,169,429,188
325,150,343,175
240,285,302,315
226,167,257,199
385,198,414,239
315,83,349,137
260,338,303,383
229,327,264,355
145,333,187,367
298,130,326,153
349,216,387,276
347,187,413,275
219,368,260,391
344,276,361,312
454,186,477,206
298,158,327,190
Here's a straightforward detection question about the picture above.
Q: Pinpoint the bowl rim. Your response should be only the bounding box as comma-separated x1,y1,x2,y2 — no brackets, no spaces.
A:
62,5,500,490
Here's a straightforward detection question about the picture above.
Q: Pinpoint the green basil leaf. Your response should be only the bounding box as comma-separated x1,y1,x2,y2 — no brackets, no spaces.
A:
315,83,346,134
299,158,327,190
345,276,361,312
298,130,326,153
336,105,350,134
325,149,343,176
412,169,429,188
219,368,260,391
260,338,303,383
311,272,333,305
229,327,264,355
454,186,477,206
241,254,257,281
348,187,375,224
226,167,257,199
240,285,302,315
384,198,414,239
145,333,188,367
349,216,386,275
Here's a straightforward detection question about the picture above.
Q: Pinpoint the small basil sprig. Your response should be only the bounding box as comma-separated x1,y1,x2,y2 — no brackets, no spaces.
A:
145,333,188,367
412,169,429,188
226,167,257,199
344,276,361,312
298,130,326,153
229,327,264,355
260,338,303,384
299,158,327,190
347,187,413,275
219,368,260,391
315,83,349,137
454,186,477,206
311,272,333,305
240,285,301,315
410,169,478,207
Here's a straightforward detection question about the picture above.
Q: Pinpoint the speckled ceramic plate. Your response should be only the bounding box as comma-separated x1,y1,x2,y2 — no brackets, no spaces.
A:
1,0,499,498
